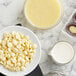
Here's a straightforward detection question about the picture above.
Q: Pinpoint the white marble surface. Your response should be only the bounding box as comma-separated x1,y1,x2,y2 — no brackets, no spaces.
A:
0,0,76,76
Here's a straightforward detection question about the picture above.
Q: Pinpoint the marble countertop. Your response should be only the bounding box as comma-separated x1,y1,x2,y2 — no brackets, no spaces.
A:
0,0,76,76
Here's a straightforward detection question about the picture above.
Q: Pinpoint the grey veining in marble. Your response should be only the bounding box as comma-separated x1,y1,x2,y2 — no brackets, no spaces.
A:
0,0,76,76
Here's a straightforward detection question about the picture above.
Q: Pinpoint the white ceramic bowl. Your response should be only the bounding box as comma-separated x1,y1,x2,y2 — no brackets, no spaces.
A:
0,26,41,76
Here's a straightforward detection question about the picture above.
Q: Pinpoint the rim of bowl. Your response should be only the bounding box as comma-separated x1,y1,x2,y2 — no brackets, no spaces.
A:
23,0,64,30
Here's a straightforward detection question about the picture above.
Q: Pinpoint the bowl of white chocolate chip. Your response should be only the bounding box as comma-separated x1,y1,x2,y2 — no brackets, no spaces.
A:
0,26,41,76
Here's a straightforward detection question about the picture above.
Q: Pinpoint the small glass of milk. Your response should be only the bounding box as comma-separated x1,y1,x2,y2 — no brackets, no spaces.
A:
49,42,75,65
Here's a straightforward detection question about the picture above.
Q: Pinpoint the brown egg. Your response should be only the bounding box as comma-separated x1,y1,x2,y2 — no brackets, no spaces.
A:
66,23,76,36
73,13,76,22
